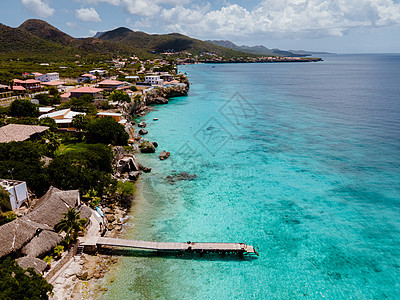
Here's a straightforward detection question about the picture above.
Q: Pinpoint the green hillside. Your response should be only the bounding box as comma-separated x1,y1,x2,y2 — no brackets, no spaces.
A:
18,19,75,45
0,19,251,61
98,27,247,57
0,23,68,60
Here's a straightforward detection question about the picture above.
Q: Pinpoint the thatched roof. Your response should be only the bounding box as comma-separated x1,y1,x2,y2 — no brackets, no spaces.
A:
0,187,80,258
26,186,80,228
77,205,93,221
0,219,52,258
16,256,48,274
21,230,62,258
0,124,49,143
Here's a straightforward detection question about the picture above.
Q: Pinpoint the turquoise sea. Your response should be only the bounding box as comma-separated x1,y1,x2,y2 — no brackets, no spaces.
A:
102,54,400,299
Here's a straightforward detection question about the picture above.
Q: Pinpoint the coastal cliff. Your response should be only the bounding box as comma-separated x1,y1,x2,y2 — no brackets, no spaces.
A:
129,77,190,116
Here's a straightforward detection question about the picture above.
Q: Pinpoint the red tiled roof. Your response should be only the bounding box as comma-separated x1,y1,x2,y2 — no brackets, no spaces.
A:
61,92,71,98
97,80,124,86
70,86,103,93
24,79,41,84
41,81,63,86
13,79,24,83
13,86,26,91
116,86,129,90
81,73,96,78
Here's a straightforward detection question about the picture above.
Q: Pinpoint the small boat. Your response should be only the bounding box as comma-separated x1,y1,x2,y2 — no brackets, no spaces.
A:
153,118,158,121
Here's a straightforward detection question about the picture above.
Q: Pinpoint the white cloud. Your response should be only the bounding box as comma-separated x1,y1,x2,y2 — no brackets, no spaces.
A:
78,0,121,5
159,0,400,39
66,22,78,28
121,0,160,17
21,0,55,18
76,7,102,22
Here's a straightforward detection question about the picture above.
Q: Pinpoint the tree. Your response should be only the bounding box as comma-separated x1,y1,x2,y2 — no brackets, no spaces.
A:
55,208,87,245
9,100,39,118
39,131,61,157
71,114,89,131
0,211,16,226
115,181,136,208
48,86,59,97
85,117,129,145
39,117,58,132
60,97,96,114
0,141,49,196
108,90,131,103
34,93,51,106
0,257,53,299
79,94,94,103
47,145,114,195
0,186,11,212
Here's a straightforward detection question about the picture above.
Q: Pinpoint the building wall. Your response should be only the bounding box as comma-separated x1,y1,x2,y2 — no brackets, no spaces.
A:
145,76,163,85
70,92,99,99
36,73,60,82
7,182,29,210
98,114,121,122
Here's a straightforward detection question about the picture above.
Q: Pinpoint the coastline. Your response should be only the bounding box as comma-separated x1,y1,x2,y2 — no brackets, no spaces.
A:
50,56,400,299
50,81,190,299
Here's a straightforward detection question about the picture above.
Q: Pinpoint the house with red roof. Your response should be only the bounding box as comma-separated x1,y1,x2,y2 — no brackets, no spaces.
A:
60,86,104,101
13,79,42,92
78,74,97,83
97,80,125,91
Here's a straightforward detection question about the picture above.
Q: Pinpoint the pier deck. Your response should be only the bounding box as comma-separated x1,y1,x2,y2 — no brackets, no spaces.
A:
80,237,258,256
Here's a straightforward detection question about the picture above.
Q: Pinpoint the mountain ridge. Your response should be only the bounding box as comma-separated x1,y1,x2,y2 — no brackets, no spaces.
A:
0,19,250,60
207,40,330,57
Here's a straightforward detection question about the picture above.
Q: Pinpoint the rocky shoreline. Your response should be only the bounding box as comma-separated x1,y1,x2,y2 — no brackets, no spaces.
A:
50,78,190,299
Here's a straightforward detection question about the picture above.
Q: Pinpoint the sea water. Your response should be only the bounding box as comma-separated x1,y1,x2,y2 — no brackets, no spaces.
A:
102,54,400,299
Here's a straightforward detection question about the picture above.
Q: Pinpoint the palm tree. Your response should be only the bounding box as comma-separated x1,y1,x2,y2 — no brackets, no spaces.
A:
55,208,87,245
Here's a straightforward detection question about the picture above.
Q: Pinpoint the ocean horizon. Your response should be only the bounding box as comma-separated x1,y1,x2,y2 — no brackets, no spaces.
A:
101,54,400,299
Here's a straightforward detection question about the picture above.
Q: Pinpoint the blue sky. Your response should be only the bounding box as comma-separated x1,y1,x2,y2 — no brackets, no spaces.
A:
1,0,400,53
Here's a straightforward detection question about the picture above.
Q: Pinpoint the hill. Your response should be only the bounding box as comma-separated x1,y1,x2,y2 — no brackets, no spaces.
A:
0,19,250,61
0,23,67,59
18,19,75,45
207,40,313,57
96,27,247,57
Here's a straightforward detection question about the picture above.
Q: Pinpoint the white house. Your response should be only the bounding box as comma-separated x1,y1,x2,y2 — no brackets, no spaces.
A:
39,108,86,131
35,72,60,82
125,76,139,81
145,75,163,85
0,179,29,210
89,70,106,76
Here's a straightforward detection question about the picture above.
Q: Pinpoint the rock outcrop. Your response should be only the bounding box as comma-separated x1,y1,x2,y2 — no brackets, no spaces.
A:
128,171,141,181
129,80,189,115
166,172,197,184
116,157,139,173
159,150,170,160
140,141,156,153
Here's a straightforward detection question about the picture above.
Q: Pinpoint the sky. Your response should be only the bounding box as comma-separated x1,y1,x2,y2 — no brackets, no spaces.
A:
1,0,400,53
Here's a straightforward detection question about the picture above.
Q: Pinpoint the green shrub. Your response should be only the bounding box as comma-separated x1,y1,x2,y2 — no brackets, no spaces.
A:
0,258,53,299
0,211,16,226
53,245,64,258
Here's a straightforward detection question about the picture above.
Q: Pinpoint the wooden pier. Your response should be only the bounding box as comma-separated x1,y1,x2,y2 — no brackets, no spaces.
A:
80,237,258,256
